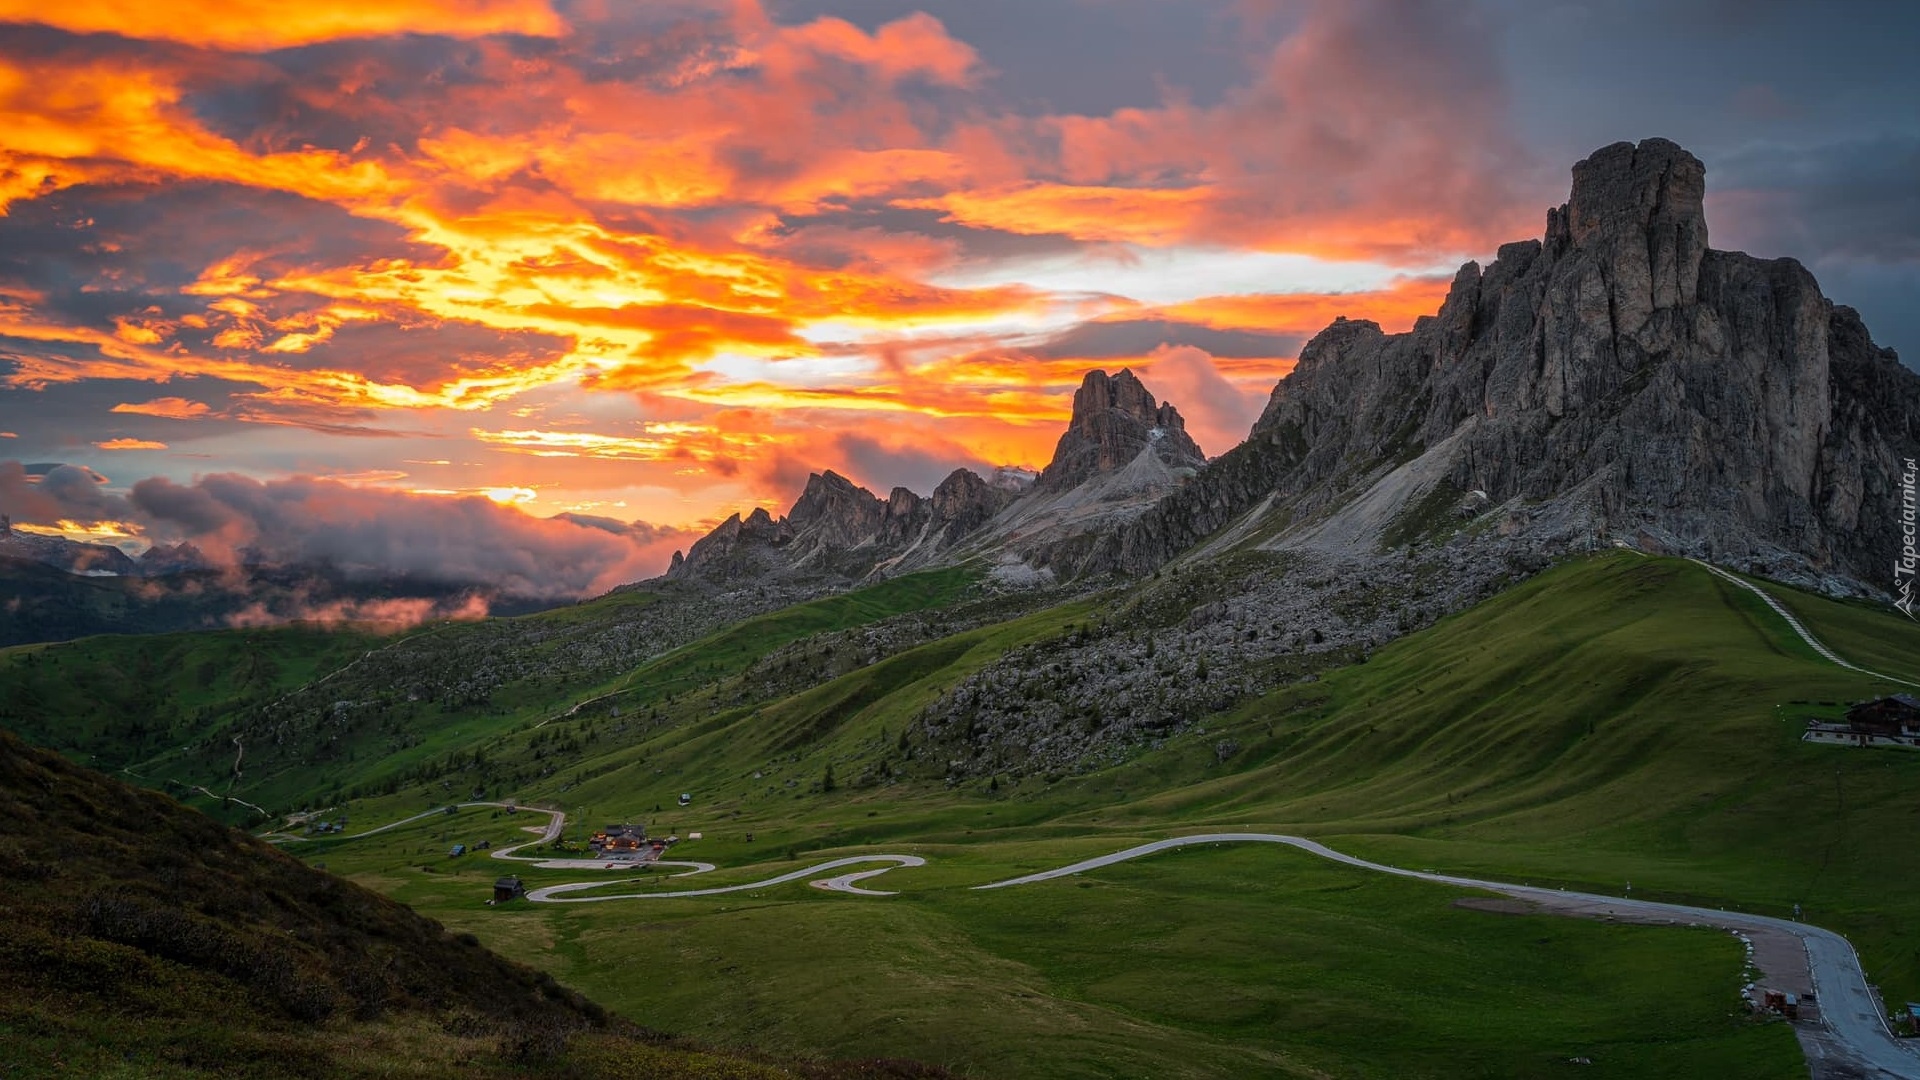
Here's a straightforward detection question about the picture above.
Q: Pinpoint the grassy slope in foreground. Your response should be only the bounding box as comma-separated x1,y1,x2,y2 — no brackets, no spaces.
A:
0,727,950,1080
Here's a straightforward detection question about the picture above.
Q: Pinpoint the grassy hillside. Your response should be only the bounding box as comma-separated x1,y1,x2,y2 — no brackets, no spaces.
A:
0,626,377,776
273,552,1920,1077
5,551,1912,1076
0,727,962,1079
0,567,982,822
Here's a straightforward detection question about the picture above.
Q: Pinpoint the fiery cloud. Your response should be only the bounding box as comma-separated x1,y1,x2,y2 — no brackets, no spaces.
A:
0,0,1539,575
0,1,564,49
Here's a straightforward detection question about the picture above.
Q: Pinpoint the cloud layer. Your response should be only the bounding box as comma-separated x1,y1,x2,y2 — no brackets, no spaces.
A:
1,461,694,597
0,0,1911,567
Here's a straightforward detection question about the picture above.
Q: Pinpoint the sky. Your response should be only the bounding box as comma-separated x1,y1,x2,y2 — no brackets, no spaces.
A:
0,0,1915,592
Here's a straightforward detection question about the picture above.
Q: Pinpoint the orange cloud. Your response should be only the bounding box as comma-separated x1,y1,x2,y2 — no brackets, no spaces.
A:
111,397,213,418
472,424,774,463
901,184,1215,248
1150,278,1455,336
94,437,168,450
0,1,565,50
0,0,1537,536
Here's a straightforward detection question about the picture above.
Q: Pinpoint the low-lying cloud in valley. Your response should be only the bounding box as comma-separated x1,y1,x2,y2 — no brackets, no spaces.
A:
0,461,699,600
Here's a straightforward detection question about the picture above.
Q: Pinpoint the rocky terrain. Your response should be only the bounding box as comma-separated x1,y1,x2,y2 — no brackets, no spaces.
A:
1049,139,1918,596
669,467,1019,584
913,525,1556,782
668,368,1201,587
632,139,1920,782
672,143,1916,605
1032,368,1206,492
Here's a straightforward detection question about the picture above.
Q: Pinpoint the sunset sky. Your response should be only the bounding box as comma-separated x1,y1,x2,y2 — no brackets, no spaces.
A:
2,0,1916,588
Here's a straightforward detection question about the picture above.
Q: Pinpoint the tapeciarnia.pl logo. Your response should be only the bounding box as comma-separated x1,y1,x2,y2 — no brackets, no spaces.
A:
1899,457,1918,620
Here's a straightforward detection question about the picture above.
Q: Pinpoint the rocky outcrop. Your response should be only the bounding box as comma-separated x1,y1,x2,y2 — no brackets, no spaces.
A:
1052,138,1918,593
1037,369,1206,492
667,370,1210,588
787,471,888,549
668,467,1019,585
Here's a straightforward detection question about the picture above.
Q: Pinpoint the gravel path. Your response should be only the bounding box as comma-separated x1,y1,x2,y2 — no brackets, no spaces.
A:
1692,558,1918,687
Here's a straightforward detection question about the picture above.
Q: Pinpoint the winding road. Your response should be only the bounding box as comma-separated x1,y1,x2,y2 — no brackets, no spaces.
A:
526,854,926,901
299,812,1917,1073
497,831,1917,1078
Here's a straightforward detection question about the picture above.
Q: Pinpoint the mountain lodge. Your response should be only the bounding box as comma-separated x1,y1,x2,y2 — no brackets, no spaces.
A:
1803,695,1920,749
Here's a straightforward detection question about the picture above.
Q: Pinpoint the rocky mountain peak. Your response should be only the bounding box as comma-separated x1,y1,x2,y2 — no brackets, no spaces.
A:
787,470,886,547
1070,137,1917,593
137,541,213,575
1549,137,1709,323
1037,368,1206,492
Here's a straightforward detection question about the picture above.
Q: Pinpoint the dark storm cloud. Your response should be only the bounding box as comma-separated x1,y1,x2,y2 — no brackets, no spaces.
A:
276,318,574,386
773,204,1092,268
0,377,248,453
182,33,578,155
830,432,991,496
0,180,441,311
118,472,697,595
1709,136,1920,264
0,460,128,524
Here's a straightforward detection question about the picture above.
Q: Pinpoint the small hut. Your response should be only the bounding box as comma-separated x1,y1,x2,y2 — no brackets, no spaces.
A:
492,876,526,903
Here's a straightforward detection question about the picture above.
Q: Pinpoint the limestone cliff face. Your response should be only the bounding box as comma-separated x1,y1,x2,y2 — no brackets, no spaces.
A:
1036,369,1206,492
1069,138,1919,590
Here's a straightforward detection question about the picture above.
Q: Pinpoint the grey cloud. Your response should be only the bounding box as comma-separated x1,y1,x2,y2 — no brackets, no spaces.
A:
1032,319,1301,361
831,433,993,496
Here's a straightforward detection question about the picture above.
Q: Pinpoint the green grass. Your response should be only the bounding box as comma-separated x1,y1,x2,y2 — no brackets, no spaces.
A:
315,827,1796,1079
0,626,378,777
1739,573,1920,685
0,568,979,824
11,550,1917,1077
0,726,918,1080
584,567,980,717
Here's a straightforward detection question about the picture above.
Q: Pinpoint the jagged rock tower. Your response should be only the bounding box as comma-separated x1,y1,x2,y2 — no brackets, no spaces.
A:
1077,138,1919,591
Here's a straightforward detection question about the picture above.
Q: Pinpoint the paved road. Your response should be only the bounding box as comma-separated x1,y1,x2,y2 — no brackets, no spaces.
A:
975,834,1920,1080
526,855,926,902
1692,558,1918,688
286,807,1916,1074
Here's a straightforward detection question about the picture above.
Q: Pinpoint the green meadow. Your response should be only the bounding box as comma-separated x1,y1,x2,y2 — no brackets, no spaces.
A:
271,552,1920,1077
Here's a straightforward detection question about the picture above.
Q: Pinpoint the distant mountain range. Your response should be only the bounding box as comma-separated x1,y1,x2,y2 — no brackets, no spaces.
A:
0,520,212,578
666,366,1204,587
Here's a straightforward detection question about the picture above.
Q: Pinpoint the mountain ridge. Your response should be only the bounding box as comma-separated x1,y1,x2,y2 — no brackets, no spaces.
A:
667,366,1202,586
1037,138,1918,595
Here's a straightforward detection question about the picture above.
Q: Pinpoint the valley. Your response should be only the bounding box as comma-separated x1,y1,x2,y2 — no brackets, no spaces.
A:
19,551,1908,1078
